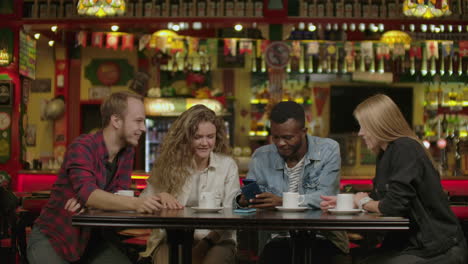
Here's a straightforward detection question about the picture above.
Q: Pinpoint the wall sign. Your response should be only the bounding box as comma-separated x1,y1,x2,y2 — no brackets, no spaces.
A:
265,41,291,69
0,80,12,106
85,59,134,86
97,61,121,86
0,108,11,163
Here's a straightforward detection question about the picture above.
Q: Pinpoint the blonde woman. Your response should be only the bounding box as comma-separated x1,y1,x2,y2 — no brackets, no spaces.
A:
321,94,467,264
140,105,240,264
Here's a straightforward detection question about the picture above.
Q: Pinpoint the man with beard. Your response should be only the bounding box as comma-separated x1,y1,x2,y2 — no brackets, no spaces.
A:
27,91,163,264
237,101,349,264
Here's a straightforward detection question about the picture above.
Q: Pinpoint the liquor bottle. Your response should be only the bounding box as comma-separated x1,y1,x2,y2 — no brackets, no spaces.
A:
344,0,353,17
135,0,143,17
225,0,234,16
353,0,361,18
144,0,153,17
362,0,370,18
197,0,206,16
170,0,179,16
325,0,333,17
253,0,262,17
207,0,216,16
300,0,308,17
235,0,245,17
316,0,325,17
245,0,253,16
370,0,379,18
49,0,58,18
387,0,395,18
39,0,48,18
380,0,387,18
57,0,64,18
153,0,162,16
216,0,224,16
308,0,316,17
335,0,344,17
161,0,169,16
126,0,135,17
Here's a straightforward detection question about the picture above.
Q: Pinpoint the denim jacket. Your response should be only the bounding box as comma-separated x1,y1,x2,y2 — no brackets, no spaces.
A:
247,135,341,208
247,135,349,253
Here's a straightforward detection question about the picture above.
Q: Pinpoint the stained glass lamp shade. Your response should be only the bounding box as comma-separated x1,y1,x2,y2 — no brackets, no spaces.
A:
77,0,126,17
403,0,451,19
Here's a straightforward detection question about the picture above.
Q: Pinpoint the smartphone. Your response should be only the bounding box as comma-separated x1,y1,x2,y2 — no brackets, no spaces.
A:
241,182,262,201
234,208,257,214
242,178,256,186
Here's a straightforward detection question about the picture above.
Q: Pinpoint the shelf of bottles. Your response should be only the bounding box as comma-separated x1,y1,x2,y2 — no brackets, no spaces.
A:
249,73,313,139
422,84,468,176
21,0,468,20
248,41,468,82
424,85,468,139
295,0,468,20
22,0,264,19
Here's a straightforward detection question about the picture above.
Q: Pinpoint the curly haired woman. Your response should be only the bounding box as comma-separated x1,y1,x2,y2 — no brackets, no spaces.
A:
140,105,240,264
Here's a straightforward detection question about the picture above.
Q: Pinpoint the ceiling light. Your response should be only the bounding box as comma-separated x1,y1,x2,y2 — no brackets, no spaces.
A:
111,25,119,32
48,40,54,47
51,25,57,32
298,22,305,30
172,24,180,31
359,23,366,32
308,23,316,32
193,22,202,30
342,23,348,31
421,24,427,32
34,33,40,39
234,24,243,31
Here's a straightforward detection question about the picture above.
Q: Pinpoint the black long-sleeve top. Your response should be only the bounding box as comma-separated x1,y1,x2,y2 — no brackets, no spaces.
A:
371,137,464,258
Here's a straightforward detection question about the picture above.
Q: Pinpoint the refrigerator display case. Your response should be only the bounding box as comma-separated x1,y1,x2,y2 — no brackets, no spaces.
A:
142,98,233,172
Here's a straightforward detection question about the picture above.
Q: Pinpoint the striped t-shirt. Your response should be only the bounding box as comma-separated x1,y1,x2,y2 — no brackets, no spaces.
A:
285,156,306,192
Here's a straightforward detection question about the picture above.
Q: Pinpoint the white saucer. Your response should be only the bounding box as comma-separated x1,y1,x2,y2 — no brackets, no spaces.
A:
328,208,363,215
275,206,309,212
191,207,223,213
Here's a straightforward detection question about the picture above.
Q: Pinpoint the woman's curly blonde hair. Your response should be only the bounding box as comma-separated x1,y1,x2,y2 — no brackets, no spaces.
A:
147,104,230,196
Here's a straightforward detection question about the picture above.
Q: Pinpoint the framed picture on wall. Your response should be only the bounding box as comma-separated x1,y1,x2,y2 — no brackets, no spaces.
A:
31,79,51,93
0,80,12,106
26,124,37,146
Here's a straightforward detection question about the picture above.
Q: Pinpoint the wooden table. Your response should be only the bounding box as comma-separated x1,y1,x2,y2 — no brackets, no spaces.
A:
73,208,409,264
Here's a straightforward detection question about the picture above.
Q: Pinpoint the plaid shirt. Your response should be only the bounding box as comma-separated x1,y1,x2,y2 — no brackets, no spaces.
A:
34,131,135,261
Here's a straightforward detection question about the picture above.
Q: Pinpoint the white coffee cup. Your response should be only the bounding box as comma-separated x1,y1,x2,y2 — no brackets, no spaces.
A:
283,192,305,208
199,192,216,208
336,193,355,210
115,190,135,197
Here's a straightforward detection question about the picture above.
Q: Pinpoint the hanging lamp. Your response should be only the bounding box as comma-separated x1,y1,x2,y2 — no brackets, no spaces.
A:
402,0,451,19
77,0,126,17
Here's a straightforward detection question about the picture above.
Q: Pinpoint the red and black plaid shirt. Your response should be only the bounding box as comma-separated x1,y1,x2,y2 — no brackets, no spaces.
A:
34,131,135,261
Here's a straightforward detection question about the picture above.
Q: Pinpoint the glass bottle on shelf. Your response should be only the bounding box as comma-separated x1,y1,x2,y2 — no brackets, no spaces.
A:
353,0,361,17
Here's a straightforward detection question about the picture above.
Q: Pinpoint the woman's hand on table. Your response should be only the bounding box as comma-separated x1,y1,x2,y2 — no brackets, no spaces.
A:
157,192,184,209
136,195,163,213
320,195,337,211
354,192,369,206
64,198,85,215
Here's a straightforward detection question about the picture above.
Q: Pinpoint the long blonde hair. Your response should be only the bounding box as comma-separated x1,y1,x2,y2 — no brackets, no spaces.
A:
147,105,230,196
353,94,433,161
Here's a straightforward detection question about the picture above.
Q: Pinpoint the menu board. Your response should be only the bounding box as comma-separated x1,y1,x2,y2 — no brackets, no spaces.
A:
19,31,37,79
